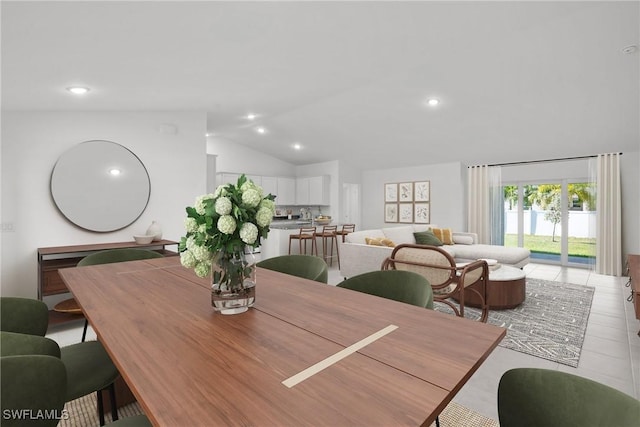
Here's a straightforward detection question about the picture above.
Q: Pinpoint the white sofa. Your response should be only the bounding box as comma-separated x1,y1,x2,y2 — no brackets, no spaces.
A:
339,224,530,279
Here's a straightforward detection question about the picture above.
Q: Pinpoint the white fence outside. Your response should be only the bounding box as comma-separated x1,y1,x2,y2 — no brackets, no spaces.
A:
505,210,596,238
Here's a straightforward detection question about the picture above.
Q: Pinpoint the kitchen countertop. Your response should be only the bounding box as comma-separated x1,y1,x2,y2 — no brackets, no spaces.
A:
270,220,313,230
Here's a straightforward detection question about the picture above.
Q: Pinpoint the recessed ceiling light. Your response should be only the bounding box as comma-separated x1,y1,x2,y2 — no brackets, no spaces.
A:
67,86,90,95
292,143,302,150
426,98,440,107
246,113,257,120
256,127,266,134
108,168,121,176
622,45,638,54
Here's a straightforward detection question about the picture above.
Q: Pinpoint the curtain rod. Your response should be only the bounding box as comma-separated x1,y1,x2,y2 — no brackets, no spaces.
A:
484,153,623,167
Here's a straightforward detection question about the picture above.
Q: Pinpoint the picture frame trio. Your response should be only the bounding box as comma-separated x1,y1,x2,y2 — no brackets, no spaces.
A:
384,181,430,223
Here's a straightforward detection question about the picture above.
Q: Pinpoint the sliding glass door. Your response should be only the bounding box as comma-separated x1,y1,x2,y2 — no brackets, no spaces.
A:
503,180,595,267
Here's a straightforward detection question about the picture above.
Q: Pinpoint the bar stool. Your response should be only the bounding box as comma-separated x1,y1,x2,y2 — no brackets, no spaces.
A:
315,225,340,268
335,224,356,242
289,227,317,255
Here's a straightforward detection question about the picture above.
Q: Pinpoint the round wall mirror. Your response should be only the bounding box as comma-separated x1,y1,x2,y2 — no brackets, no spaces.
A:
51,140,151,232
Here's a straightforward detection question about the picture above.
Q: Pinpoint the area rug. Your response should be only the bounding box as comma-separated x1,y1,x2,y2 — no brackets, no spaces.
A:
436,278,594,367
58,393,498,427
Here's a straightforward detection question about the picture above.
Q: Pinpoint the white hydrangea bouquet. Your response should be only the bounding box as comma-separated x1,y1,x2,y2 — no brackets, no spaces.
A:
179,175,276,290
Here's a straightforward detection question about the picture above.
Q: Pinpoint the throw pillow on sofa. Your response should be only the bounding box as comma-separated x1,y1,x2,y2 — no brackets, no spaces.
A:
452,234,474,245
413,230,443,246
431,227,454,245
365,237,395,247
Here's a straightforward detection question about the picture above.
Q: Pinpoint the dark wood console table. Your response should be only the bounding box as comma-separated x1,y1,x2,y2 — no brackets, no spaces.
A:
626,254,640,336
38,240,179,324
38,240,178,414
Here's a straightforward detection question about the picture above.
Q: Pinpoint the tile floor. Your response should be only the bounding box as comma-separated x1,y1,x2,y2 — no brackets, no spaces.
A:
47,262,639,423
327,262,640,421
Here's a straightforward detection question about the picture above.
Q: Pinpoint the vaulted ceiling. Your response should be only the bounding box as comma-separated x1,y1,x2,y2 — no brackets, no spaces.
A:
2,1,638,169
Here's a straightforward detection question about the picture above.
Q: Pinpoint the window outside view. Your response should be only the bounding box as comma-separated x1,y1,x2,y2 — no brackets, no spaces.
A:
503,182,596,266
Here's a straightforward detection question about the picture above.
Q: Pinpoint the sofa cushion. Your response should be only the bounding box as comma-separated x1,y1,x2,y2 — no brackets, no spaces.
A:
365,237,395,247
431,228,453,245
452,244,530,266
382,226,416,245
453,234,474,245
413,230,443,246
346,230,385,245
412,224,437,233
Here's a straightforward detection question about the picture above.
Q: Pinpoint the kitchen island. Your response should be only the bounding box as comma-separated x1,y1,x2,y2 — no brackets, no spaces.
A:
261,219,339,259
261,220,312,259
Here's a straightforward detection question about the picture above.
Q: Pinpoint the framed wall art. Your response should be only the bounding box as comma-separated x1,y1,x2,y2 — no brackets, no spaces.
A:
384,183,398,202
383,179,432,224
384,203,398,223
414,181,430,202
414,203,430,224
398,182,413,202
398,203,413,223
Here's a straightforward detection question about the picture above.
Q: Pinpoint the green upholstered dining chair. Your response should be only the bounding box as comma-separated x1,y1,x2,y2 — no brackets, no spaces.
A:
336,270,434,309
1,296,50,336
1,355,68,427
0,331,61,357
337,269,438,426
257,254,329,283
56,248,165,342
498,368,640,427
1,296,120,426
1,354,153,427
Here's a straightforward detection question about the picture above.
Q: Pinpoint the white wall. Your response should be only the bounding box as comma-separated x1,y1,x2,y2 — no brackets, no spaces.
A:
208,137,296,178
1,111,207,300
361,162,466,231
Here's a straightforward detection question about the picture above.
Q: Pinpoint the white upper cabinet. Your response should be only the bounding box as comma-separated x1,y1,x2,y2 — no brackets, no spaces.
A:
216,173,240,187
276,177,296,205
261,176,278,198
297,175,330,206
216,173,328,206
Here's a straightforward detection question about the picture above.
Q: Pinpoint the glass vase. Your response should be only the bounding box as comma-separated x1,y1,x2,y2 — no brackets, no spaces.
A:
211,249,256,315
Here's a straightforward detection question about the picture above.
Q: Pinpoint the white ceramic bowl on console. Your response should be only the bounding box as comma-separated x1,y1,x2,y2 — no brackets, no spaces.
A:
133,235,154,244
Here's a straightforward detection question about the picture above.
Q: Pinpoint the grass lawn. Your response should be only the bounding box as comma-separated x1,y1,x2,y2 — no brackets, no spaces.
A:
504,234,595,258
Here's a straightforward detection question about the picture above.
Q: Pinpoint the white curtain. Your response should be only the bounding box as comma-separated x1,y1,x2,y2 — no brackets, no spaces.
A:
596,153,622,276
468,165,502,245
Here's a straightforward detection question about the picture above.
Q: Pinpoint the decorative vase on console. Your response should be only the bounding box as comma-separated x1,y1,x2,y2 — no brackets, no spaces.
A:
178,174,275,315
146,220,163,241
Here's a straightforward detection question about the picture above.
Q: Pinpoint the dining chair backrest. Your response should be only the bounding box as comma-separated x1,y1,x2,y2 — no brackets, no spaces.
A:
0,331,61,358
498,368,640,427
1,355,67,427
77,248,164,266
0,297,49,336
257,255,329,283
337,270,434,309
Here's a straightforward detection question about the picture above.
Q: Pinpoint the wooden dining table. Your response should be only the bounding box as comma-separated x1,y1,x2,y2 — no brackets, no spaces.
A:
59,256,505,426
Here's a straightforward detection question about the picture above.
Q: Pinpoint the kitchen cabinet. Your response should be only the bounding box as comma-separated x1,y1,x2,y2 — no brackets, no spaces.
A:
261,176,278,198
216,173,240,187
297,175,330,205
276,177,296,205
